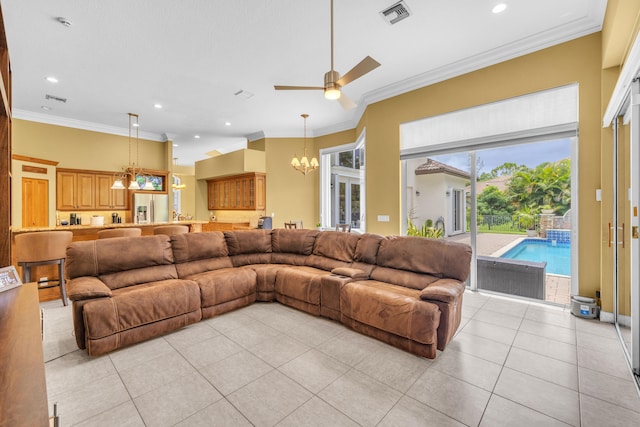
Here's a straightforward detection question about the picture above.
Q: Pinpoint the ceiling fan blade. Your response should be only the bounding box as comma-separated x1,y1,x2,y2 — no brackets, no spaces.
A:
336,56,381,87
337,92,356,110
274,85,324,91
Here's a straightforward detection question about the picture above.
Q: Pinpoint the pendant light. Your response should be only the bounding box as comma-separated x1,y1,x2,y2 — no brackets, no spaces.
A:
291,114,319,175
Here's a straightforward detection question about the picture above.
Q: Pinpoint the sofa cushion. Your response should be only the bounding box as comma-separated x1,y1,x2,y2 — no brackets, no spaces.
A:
376,236,472,282
341,280,440,345
275,266,329,306
354,233,384,264
175,257,234,279
99,264,179,291
192,267,257,308
171,232,228,263
272,229,319,255
369,266,439,290
66,235,174,279
311,231,360,262
82,279,201,340
224,229,272,255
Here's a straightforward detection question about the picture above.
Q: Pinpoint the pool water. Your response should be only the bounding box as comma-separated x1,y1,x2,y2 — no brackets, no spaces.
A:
501,239,571,276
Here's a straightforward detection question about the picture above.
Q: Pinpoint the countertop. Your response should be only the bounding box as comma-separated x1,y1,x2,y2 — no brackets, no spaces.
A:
12,220,208,234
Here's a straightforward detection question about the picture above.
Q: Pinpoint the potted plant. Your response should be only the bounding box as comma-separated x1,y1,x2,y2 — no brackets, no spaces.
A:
517,206,538,237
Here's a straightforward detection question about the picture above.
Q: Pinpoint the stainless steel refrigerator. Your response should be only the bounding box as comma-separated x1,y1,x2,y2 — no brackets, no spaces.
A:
132,193,169,223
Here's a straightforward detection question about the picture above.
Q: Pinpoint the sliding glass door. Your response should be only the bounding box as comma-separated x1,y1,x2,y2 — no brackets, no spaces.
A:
611,81,640,377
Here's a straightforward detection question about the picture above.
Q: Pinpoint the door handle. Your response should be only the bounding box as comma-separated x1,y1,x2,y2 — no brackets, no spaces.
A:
609,222,612,247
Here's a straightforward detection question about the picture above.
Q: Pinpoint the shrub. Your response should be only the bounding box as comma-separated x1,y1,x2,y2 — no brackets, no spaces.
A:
407,218,444,239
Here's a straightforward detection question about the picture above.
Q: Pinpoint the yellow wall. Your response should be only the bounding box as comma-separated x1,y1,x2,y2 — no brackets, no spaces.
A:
193,149,267,220
8,25,635,308
194,149,266,180
602,0,640,68
303,34,601,300
13,119,167,171
262,137,318,229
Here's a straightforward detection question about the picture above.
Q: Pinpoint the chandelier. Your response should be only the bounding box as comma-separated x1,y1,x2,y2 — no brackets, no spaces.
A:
111,113,144,190
291,114,318,175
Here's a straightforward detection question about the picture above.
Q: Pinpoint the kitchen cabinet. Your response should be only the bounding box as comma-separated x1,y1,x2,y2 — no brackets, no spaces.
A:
207,172,265,210
95,173,128,210
56,169,95,210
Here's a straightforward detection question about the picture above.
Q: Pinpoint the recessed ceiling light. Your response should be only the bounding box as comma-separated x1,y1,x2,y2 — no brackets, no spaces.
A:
492,3,507,14
41,106,52,110
225,122,231,126
173,144,179,147
132,123,140,127
194,135,200,139
153,103,163,109
46,76,58,83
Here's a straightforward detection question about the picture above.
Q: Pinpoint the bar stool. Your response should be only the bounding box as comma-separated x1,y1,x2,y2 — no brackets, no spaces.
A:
153,225,189,236
14,231,73,306
97,228,142,239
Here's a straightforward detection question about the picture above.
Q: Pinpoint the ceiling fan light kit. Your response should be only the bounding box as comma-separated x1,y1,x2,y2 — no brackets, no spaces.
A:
275,0,380,110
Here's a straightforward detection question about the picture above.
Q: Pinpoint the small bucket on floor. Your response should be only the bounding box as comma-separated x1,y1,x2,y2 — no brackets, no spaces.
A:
570,295,599,319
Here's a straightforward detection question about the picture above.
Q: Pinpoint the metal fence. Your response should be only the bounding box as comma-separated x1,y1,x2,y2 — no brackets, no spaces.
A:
472,214,540,233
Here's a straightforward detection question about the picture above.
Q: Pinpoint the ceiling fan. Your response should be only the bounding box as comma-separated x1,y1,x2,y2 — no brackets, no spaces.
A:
274,0,381,110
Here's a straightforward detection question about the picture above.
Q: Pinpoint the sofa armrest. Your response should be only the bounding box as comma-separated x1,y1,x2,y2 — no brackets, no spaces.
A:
67,276,112,301
331,267,369,279
419,278,465,303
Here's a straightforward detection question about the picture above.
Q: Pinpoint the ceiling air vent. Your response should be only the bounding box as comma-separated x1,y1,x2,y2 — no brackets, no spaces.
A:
45,94,67,103
380,1,411,25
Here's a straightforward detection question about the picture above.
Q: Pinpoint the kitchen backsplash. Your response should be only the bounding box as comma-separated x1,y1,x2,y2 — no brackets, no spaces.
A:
57,210,130,225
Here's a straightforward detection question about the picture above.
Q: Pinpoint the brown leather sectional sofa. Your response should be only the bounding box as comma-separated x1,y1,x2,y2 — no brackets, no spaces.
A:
65,229,471,358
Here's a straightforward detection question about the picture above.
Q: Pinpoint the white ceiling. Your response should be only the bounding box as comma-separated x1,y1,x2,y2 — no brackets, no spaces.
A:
1,0,607,166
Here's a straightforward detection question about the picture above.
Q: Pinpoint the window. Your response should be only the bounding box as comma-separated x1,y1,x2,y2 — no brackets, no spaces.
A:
320,132,366,231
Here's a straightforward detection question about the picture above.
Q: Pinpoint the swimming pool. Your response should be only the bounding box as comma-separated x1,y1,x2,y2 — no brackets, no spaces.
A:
500,239,571,276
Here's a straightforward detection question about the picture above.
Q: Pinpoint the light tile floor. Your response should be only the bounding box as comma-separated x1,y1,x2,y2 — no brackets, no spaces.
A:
42,291,640,426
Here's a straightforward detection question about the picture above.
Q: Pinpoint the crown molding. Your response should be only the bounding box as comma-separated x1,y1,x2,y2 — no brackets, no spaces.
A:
320,13,604,137
13,109,166,142
12,10,604,149
314,120,357,138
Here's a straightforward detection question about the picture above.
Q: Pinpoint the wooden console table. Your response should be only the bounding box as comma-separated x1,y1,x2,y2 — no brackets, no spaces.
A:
0,282,50,426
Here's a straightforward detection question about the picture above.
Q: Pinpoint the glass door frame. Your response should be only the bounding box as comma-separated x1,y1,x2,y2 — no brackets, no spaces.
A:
612,80,640,377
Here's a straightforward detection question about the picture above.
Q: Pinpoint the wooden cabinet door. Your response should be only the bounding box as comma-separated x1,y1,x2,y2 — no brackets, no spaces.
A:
56,171,77,210
111,184,127,209
207,173,266,211
95,174,128,209
76,173,95,209
95,174,113,209
207,180,220,210
255,174,266,210
22,177,48,227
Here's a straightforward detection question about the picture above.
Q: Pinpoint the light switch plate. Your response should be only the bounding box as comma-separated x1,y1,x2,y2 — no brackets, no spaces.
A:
377,215,390,222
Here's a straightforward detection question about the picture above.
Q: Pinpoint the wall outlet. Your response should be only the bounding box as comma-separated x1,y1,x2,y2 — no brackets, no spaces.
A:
377,215,390,222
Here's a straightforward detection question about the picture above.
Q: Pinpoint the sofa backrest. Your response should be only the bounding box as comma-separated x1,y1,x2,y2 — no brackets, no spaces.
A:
306,231,360,271
66,235,178,290
224,229,273,266
170,231,233,277
373,236,472,282
271,229,319,265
